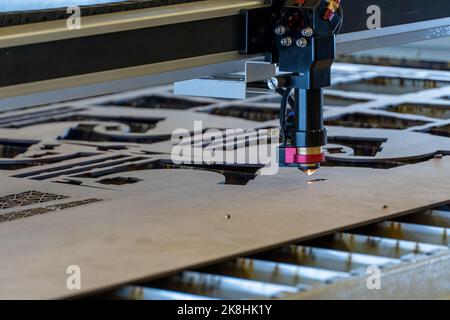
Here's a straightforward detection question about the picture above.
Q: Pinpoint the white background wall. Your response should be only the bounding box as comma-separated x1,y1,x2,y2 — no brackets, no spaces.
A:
0,0,124,12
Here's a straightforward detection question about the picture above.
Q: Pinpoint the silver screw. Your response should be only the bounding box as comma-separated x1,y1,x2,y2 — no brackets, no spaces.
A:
281,37,292,47
268,77,279,90
296,37,308,47
301,27,314,37
274,25,286,36
268,76,286,89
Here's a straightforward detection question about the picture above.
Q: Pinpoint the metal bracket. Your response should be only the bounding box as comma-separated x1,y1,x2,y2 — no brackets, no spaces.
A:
174,61,277,99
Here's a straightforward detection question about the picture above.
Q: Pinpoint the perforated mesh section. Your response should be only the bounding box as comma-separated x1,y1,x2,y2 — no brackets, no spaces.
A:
0,191,69,210
0,198,101,224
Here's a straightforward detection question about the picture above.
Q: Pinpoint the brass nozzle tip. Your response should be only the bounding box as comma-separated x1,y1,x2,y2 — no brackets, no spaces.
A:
298,163,320,176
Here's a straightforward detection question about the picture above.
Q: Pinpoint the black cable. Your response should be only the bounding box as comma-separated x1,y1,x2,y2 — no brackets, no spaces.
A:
287,90,295,109
268,77,287,143
333,5,344,35
279,88,291,143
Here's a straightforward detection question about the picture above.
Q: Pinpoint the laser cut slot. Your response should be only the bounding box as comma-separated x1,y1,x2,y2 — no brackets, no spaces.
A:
325,113,429,129
327,136,387,156
97,177,142,185
60,124,171,144
208,105,280,122
75,159,261,186
384,103,450,119
323,152,448,169
331,77,449,95
421,124,450,138
98,94,212,109
0,139,38,158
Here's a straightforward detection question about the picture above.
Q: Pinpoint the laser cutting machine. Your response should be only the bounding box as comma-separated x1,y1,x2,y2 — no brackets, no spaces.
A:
0,0,449,173
1,0,450,301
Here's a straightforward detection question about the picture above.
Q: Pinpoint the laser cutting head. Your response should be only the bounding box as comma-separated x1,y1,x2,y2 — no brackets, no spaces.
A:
270,0,343,174
279,146,325,174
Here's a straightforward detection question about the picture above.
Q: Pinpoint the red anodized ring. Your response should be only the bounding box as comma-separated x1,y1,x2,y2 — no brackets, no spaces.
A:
294,153,325,164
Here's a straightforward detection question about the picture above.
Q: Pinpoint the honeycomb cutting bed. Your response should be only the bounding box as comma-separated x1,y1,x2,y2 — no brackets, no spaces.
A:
0,63,450,299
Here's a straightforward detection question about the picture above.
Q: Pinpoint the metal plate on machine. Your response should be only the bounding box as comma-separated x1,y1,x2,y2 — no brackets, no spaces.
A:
0,63,449,298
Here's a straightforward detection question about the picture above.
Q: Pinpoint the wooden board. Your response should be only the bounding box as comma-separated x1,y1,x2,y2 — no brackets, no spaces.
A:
0,63,449,299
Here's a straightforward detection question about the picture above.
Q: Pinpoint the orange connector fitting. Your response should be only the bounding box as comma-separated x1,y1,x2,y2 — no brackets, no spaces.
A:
323,0,341,20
